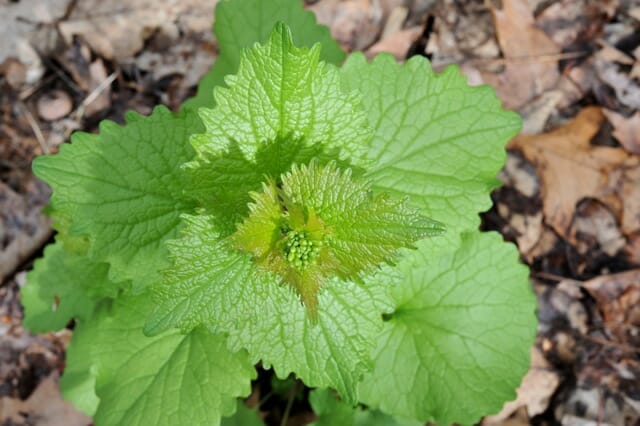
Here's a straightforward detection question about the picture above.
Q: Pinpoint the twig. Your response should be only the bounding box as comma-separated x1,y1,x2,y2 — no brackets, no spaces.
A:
19,74,57,101
72,71,117,120
257,389,275,409
18,101,49,154
41,57,84,95
534,271,581,283
470,50,589,66
584,335,640,354
280,381,301,426
82,71,117,108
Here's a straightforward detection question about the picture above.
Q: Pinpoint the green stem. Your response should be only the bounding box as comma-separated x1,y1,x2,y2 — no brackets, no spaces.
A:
280,381,301,426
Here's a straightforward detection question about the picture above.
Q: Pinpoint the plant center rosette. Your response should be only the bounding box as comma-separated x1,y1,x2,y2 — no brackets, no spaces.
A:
229,162,444,320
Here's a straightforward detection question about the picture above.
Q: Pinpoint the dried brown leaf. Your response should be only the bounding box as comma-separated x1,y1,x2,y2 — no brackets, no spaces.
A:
366,26,422,60
483,0,561,109
594,58,640,110
0,375,91,426
309,0,383,51
509,107,629,239
58,0,215,61
483,348,560,423
583,270,640,347
617,157,640,235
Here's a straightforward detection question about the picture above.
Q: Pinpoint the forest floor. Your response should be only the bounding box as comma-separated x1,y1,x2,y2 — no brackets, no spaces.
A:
1,0,640,425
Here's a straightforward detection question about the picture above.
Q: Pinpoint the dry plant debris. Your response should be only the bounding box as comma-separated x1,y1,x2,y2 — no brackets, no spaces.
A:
508,107,637,241
0,375,92,426
483,0,561,110
604,109,640,155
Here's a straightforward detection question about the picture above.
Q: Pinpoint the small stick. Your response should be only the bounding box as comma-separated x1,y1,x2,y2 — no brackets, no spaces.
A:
81,71,117,109
72,71,117,120
280,381,301,426
470,50,588,66
18,101,48,154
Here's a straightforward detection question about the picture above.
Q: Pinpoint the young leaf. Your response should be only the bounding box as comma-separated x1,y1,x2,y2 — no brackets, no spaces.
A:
231,161,443,317
186,136,353,236
144,214,263,336
63,294,255,426
191,24,370,165
340,54,522,234
184,0,344,109
21,241,120,333
32,107,202,291
280,162,444,276
309,388,356,426
147,214,390,403
357,231,537,425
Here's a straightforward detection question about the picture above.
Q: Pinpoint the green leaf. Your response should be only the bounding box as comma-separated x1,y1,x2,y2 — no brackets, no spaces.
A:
221,402,264,426
191,24,370,165
21,241,120,333
184,0,344,110
309,388,355,425
340,54,521,234
144,214,263,336
64,294,255,426
226,274,385,404
230,161,443,317
147,214,389,403
358,231,537,425
186,137,352,236
280,162,444,277
33,107,202,291
60,320,100,416
185,22,367,237
309,388,421,426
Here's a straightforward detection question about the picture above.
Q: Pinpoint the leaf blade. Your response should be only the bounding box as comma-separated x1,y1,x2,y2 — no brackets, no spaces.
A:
183,0,344,109
340,54,521,234
22,241,121,333
33,107,202,291
358,232,536,425
63,294,255,426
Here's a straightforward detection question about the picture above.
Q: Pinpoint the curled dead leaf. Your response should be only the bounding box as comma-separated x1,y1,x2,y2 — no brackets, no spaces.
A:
366,26,422,60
